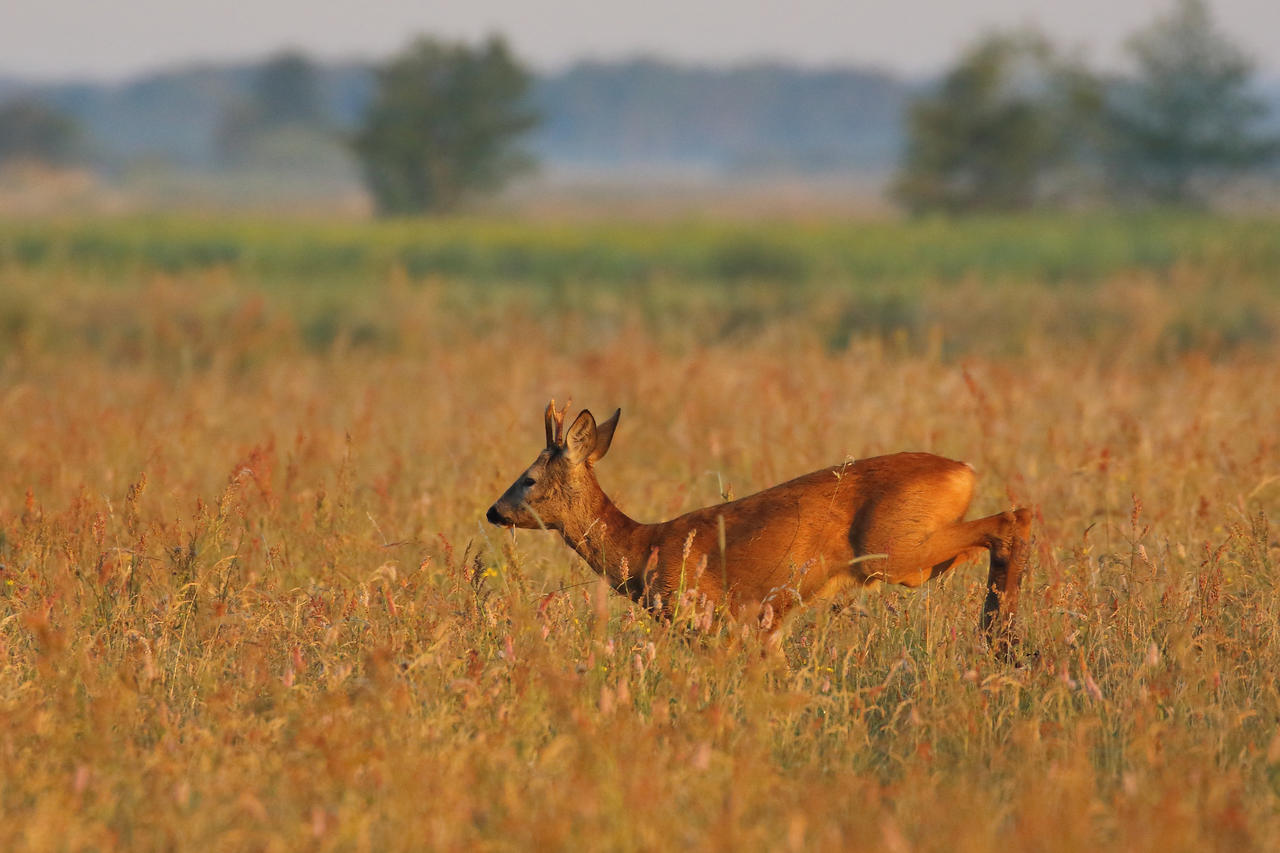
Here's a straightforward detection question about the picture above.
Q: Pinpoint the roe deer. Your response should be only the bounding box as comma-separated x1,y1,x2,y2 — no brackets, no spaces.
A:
486,401,1032,647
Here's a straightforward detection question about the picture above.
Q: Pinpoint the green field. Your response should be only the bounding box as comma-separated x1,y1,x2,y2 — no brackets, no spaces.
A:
1,213,1278,850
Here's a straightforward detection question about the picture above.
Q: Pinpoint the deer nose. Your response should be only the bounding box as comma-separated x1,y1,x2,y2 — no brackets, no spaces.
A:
486,505,509,526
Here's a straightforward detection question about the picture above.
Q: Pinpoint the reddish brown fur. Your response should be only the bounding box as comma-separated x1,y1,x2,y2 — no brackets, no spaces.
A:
487,402,1031,646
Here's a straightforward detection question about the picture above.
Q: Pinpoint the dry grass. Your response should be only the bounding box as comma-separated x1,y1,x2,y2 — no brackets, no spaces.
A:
1,216,1278,850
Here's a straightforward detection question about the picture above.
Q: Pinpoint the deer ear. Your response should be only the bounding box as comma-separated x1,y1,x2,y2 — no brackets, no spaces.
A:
589,408,620,463
564,410,597,465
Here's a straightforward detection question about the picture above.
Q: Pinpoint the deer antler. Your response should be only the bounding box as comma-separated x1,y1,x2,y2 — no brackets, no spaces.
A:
544,397,572,447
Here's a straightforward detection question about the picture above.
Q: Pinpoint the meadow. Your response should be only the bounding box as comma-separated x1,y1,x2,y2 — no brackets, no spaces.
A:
0,213,1278,850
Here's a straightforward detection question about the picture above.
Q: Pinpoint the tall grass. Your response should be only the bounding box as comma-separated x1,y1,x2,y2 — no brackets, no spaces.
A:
0,214,1278,849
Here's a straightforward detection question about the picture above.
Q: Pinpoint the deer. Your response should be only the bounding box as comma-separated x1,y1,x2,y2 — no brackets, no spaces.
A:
486,400,1032,650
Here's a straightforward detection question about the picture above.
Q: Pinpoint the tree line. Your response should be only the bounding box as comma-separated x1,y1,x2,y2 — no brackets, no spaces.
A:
1,0,1275,214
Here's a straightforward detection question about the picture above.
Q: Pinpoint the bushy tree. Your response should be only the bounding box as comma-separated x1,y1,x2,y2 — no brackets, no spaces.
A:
1103,0,1279,205
351,35,538,215
893,33,1098,215
0,99,80,166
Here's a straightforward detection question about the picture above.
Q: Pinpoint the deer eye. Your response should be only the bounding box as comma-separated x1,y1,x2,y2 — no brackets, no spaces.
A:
521,477,536,488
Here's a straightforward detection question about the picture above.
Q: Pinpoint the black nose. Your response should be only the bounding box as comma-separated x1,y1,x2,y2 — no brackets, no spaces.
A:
486,505,507,525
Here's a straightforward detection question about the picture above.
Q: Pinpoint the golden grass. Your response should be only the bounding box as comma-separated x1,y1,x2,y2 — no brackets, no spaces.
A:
1,219,1278,850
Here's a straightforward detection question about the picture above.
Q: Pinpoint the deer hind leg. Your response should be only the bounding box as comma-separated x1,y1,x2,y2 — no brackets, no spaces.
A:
979,508,1032,650
868,508,1032,646
926,546,989,584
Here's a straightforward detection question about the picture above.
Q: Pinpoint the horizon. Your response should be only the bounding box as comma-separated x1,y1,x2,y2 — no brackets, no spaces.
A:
5,46,1280,91
0,51,931,88
5,0,1279,85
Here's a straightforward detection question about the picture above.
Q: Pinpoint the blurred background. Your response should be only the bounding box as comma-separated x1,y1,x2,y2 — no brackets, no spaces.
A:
4,6,1280,847
2,0,1277,217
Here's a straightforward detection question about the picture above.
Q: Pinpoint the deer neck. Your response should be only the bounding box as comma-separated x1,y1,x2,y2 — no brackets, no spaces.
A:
556,475,649,589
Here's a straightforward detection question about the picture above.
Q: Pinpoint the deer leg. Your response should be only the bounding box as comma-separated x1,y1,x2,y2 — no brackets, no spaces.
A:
873,514,1009,587
866,508,1031,648
979,508,1032,652
926,546,990,584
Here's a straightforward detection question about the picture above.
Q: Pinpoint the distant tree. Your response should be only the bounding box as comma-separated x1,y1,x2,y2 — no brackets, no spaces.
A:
351,35,538,215
1103,0,1279,205
217,51,327,164
0,99,80,166
254,51,325,128
892,33,1098,214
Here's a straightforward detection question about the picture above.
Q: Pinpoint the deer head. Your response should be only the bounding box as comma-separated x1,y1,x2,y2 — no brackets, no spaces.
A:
486,400,620,530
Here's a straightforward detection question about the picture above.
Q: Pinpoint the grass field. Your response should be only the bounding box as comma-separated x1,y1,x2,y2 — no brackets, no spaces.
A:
1,214,1278,850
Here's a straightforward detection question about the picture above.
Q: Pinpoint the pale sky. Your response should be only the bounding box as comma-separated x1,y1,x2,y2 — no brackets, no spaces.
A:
4,0,1279,82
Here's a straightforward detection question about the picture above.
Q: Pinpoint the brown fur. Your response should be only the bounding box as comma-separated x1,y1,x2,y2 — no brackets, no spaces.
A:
487,403,1031,647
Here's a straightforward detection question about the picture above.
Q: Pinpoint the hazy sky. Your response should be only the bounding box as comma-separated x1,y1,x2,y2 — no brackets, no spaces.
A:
5,0,1279,81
